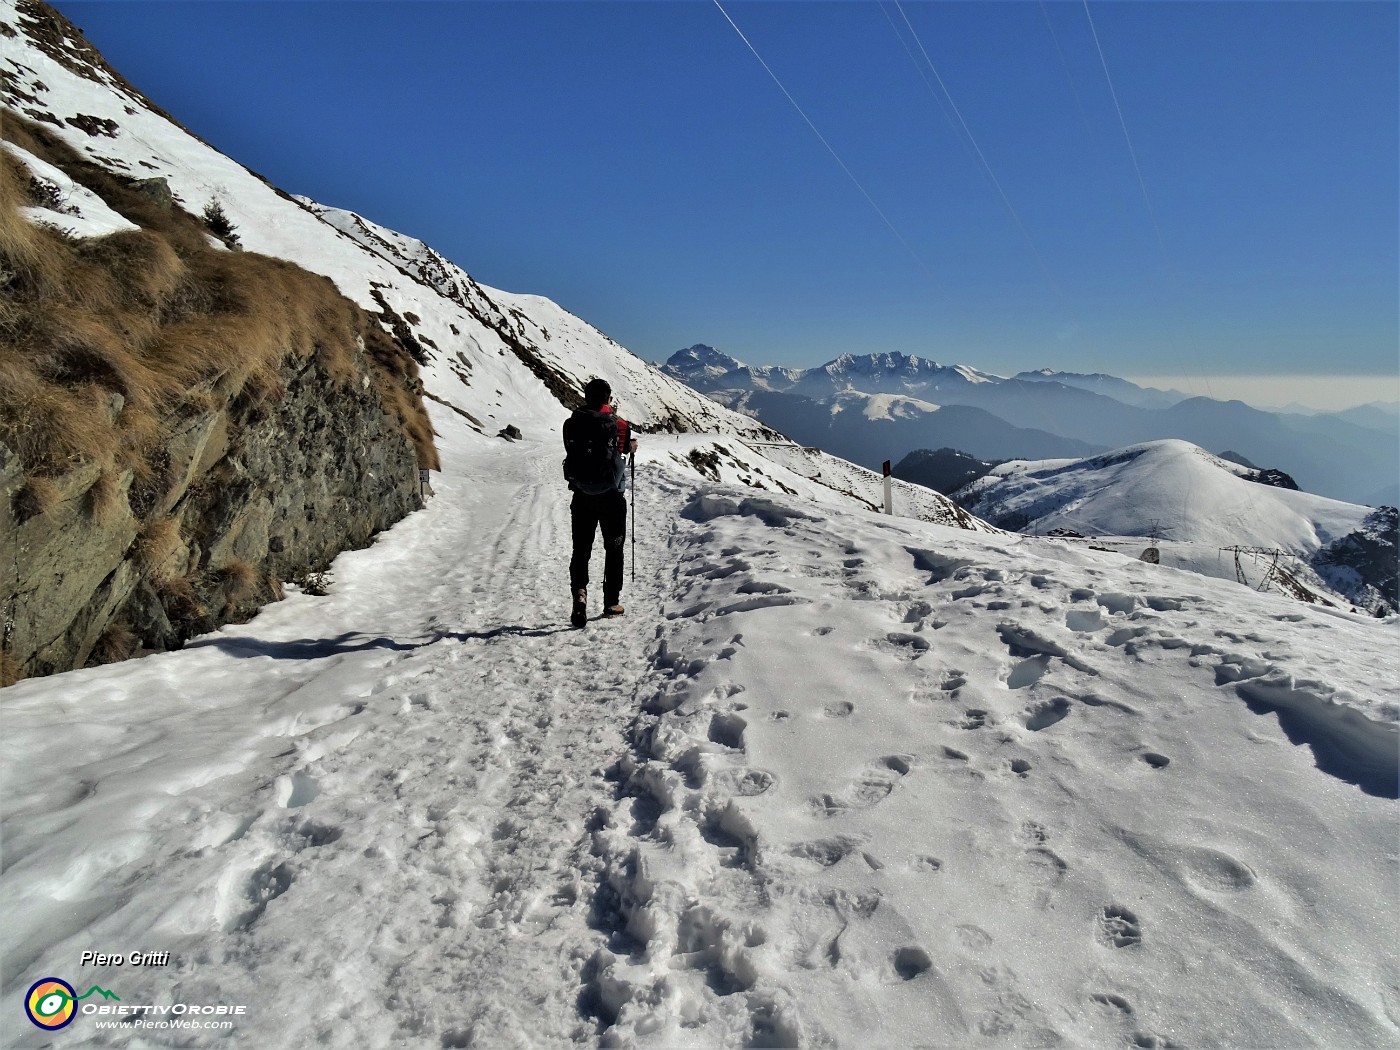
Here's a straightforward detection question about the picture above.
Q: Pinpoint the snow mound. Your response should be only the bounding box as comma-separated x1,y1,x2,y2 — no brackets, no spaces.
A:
961,438,1369,549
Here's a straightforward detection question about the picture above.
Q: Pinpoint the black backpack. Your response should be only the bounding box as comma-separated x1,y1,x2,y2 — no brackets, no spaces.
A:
562,408,620,495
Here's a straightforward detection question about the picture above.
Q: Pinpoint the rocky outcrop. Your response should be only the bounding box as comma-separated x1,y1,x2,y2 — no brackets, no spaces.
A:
1313,506,1399,616
2,341,423,684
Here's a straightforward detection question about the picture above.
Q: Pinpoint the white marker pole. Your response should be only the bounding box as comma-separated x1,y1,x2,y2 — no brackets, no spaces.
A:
882,459,893,515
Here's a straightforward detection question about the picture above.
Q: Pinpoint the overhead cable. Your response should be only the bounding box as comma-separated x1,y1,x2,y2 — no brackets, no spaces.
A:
887,1,1080,343
710,0,944,292
1081,0,1213,404
1081,0,1163,246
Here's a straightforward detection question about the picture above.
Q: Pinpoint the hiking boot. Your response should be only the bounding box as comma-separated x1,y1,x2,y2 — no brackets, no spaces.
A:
571,589,588,629
602,603,625,618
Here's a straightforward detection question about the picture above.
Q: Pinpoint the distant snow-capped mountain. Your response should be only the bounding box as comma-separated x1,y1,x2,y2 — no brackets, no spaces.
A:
661,345,1001,400
662,347,1397,505
953,439,1395,613
1012,368,1190,410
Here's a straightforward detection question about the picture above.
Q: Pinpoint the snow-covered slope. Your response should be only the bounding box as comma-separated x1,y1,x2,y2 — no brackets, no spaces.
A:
958,440,1367,549
955,439,1391,610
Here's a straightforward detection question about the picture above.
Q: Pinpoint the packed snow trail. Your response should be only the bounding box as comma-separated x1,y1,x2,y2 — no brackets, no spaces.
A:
4,436,1398,1049
1,437,679,1048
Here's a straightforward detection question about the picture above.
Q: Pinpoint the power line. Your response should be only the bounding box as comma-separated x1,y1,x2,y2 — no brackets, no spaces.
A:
891,0,1045,266
886,0,1102,365
710,0,944,292
1081,0,1164,247
1081,0,1222,415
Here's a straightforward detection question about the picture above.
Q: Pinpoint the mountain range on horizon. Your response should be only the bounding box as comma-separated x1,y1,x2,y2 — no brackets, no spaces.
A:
661,345,1400,507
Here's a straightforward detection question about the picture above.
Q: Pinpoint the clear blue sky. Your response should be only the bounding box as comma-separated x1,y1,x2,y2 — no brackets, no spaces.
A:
56,1,1399,403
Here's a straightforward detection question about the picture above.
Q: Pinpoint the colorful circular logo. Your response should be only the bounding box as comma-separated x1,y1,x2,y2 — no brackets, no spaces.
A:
25,978,77,1030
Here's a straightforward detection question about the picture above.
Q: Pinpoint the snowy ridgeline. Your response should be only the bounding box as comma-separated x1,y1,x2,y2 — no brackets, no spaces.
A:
1,430,1396,1049
954,440,1397,614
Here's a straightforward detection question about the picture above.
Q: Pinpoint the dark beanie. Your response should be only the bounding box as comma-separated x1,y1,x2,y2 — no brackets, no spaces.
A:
583,378,611,408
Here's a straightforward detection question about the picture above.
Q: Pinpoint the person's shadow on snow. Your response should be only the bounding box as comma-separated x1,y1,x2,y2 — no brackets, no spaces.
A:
188,632,420,660
432,625,570,642
193,626,568,660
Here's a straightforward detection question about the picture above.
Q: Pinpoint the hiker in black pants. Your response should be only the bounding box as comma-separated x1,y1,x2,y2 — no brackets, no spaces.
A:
563,378,637,627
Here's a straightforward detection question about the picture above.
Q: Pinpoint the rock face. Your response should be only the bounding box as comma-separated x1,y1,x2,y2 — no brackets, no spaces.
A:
1,343,422,683
1313,506,1399,615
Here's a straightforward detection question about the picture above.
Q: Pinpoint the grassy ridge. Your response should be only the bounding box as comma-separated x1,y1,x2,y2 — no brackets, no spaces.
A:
0,112,439,683
1,114,437,498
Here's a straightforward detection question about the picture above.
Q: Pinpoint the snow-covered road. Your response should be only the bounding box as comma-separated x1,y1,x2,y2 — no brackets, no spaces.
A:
3,434,1397,1049
3,440,678,1047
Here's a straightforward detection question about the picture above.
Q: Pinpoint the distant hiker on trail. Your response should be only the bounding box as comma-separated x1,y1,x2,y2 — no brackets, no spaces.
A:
563,378,637,628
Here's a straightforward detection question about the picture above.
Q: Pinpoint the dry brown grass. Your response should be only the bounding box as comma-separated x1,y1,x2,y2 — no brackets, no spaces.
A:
12,474,59,521
136,514,182,581
154,572,206,621
1,110,438,490
0,650,20,688
84,465,125,522
0,143,65,298
88,621,138,666
216,558,259,605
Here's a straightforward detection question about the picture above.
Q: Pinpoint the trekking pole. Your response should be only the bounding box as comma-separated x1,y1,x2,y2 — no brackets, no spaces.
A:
630,452,636,581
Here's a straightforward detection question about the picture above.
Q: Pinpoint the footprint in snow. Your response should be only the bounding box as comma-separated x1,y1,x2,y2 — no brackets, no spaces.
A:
1019,821,1049,846
290,820,342,848
1096,592,1138,615
1090,992,1133,1015
708,712,747,751
276,771,319,809
1024,696,1071,730
902,600,934,624
222,858,295,932
955,709,991,730
939,670,968,693
893,946,934,980
809,756,912,818
1097,905,1143,948
710,767,775,797
953,924,993,953
871,632,931,660
1025,848,1069,893
1007,655,1052,690
787,836,864,870
1066,608,1107,633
